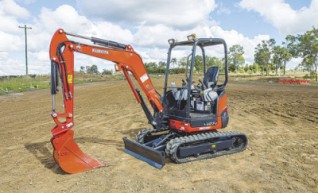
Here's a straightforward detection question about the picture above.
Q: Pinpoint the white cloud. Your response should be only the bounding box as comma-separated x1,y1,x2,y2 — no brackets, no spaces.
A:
0,57,25,75
0,0,30,75
0,31,24,52
0,0,28,48
0,3,134,75
134,24,189,48
216,2,231,15
206,26,270,63
38,5,92,34
36,5,133,44
77,0,216,28
89,22,133,43
0,0,29,19
239,0,318,35
0,1,272,75
134,24,269,64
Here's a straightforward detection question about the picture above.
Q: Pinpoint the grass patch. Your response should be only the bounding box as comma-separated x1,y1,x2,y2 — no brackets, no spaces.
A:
0,72,125,95
310,81,318,86
0,75,50,95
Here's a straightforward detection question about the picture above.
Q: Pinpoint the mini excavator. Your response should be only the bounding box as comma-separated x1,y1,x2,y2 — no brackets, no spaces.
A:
49,29,247,174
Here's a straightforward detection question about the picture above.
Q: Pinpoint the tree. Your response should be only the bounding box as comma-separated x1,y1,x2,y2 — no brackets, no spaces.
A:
80,66,85,73
272,45,292,76
207,56,223,69
178,57,187,68
102,69,112,75
254,39,275,76
158,61,166,73
194,55,203,72
281,46,293,76
86,64,99,74
285,35,298,56
145,62,157,73
144,61,166,74
247,63,259,74
289,27,318,81
228,45,245,72
158,61,166,68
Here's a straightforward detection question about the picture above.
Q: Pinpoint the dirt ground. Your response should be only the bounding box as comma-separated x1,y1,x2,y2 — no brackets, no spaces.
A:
0,77,317,193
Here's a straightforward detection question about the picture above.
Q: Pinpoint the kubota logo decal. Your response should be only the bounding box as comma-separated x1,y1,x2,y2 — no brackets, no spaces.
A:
92,48,108,54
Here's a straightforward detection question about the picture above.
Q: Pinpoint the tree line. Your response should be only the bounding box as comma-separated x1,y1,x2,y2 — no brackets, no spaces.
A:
80,27,318,81
254,27,318,81
80,65,113,75
145,27,318,81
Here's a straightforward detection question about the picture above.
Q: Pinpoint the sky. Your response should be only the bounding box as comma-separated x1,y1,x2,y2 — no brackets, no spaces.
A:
0,0,317,75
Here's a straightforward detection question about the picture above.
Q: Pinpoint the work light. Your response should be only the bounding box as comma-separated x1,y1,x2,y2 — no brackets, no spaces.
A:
168,38,175,45
187,34,196,41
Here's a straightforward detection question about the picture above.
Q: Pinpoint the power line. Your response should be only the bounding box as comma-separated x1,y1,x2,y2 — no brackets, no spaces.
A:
19,25,32,75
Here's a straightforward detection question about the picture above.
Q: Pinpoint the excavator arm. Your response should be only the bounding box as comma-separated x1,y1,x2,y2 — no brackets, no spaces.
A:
49,29,163,173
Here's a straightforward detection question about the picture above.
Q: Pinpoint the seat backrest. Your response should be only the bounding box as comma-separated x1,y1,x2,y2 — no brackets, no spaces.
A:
203,66,219,88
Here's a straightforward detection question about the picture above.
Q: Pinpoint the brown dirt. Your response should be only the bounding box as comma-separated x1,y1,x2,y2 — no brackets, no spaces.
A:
0,78,317,193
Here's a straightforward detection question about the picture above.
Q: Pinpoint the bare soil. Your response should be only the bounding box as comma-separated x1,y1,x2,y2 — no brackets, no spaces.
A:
0,78,317,193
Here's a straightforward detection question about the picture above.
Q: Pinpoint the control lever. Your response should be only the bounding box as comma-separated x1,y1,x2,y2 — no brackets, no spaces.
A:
182,79,187,87
198,79,205,90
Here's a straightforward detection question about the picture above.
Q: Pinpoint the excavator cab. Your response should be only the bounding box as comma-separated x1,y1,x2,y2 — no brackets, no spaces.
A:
162,35,229,133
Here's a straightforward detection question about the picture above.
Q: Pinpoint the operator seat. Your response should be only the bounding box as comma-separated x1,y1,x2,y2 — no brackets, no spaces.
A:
203,66,219,102
203,66,219,89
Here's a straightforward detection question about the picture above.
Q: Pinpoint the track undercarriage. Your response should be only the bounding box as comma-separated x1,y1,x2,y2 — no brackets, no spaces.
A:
123,128,248,168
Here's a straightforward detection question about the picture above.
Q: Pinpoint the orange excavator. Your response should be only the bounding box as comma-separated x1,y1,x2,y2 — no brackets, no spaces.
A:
49,29,247,174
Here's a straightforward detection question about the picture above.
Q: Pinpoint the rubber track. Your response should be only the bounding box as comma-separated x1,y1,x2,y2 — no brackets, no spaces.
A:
165,131,248,163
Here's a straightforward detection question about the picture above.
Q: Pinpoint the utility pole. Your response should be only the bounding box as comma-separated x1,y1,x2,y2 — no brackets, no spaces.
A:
19,25,32,75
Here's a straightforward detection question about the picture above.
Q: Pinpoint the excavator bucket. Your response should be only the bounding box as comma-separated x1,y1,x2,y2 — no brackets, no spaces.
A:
123,137,166,169
51,130,107,174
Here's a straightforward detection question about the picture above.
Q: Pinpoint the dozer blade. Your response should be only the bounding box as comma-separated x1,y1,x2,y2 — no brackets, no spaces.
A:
51,130,107,174
123,137,165,169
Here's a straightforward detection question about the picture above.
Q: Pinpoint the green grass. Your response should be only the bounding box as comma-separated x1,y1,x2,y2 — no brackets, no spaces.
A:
0,75,50,95
310,81,318,86
0,72,124,95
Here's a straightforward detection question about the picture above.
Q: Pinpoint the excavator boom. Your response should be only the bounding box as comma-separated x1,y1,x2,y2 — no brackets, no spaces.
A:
49,29,163,173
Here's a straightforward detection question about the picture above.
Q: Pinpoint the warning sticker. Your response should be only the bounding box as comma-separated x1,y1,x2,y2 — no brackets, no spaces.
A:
68,74,73,83
140,74,149,83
